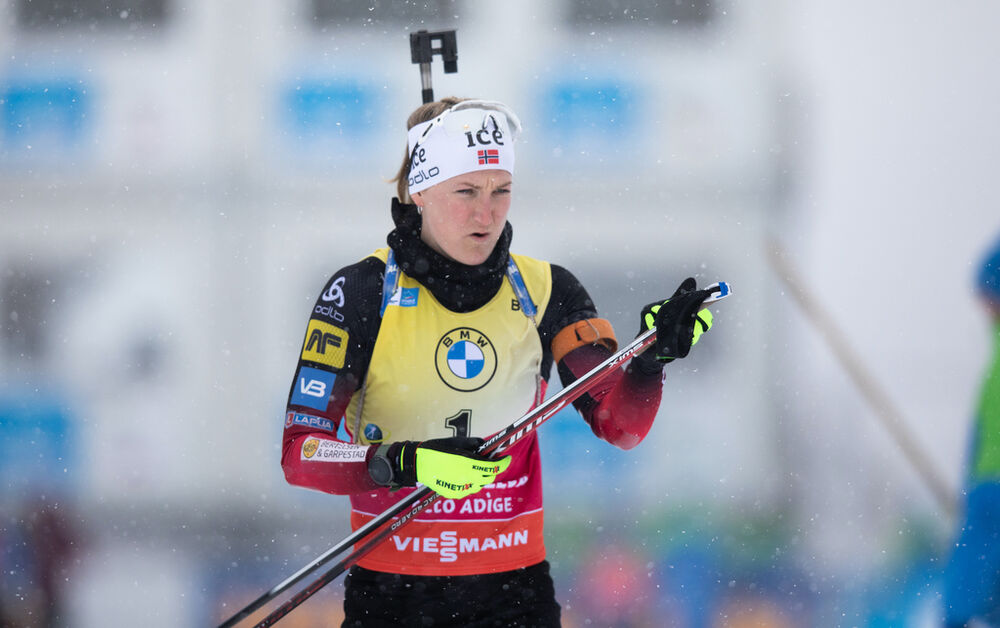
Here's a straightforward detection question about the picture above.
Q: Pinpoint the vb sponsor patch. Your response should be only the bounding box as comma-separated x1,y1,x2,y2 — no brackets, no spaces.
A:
291,366,336,411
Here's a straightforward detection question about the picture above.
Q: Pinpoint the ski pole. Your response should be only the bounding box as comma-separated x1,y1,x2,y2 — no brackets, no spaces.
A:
220,282,730,627
215,492,420,627
765,237,956,518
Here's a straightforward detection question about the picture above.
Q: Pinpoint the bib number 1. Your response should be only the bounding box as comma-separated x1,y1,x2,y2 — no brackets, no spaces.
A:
444,410,472,438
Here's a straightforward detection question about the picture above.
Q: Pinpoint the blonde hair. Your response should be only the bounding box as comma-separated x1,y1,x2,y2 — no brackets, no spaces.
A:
391,96,469,203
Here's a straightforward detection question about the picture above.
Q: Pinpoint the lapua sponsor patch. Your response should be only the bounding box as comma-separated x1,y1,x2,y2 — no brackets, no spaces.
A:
285,412,334,433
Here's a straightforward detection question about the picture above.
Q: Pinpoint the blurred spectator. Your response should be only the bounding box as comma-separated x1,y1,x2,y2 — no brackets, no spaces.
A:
943,232,1000,627
572,544,660,627
0,498,80,628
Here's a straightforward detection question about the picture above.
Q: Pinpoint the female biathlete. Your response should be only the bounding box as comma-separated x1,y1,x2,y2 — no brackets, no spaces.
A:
280,97,718,627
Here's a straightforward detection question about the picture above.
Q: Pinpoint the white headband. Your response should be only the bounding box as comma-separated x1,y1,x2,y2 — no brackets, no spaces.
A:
406,100,522,195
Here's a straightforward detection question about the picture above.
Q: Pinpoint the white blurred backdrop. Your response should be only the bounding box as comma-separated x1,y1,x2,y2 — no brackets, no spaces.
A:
1,1,999,626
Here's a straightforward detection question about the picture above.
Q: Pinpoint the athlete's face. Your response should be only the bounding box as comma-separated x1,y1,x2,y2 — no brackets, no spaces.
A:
412,169,512,266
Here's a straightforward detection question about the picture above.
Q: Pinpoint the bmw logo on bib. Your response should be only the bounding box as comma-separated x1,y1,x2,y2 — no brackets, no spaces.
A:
435,327,498,392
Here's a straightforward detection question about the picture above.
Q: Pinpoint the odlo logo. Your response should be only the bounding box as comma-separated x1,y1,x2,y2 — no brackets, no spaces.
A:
434,327,497,392
408,145,439,188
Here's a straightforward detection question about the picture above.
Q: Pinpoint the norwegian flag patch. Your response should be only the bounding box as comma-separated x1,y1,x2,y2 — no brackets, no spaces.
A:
477,149,500,165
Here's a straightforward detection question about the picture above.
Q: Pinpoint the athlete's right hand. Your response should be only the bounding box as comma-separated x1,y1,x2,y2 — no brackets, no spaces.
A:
369,437,511,499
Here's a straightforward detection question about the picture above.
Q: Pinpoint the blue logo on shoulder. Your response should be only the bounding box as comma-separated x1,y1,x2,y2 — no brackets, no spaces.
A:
389,287,419,308
399,287,419,307
291,366,336,411
363,423,384,442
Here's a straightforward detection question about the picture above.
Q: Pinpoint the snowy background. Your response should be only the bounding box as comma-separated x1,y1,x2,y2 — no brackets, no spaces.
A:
2,1,999,626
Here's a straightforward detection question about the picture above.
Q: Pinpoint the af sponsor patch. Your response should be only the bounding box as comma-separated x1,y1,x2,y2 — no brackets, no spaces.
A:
285,411,335,433
301,319,348,369
434,327,497,392
291,366,336,411
300,438,367,463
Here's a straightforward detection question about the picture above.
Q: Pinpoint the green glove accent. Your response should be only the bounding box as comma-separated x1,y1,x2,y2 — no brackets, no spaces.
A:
637,277,716,364
691,308,713,346
643,304,713,352
414,441,511,499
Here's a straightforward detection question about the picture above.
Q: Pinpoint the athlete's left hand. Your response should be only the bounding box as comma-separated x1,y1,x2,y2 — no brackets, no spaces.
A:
636,277,715,364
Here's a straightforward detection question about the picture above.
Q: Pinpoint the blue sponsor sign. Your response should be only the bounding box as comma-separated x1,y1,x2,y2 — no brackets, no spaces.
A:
542,79,638,143
400,287,419,307
0,391,76,495
277,76,388,169
285,412,335,433
398,287,419,307
1,78,91,157
291,366,336,411
284,78,376,139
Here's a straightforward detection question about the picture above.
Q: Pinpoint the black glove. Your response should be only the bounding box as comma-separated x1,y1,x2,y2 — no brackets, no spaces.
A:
368,437,511,499
633,277,715,370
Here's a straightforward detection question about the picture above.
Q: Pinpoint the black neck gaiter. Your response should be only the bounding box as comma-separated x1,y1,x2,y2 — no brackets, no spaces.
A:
386,198,514,313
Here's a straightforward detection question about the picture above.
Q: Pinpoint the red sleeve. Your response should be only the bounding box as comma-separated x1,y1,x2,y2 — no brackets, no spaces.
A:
280,375,381,495
280,258,385,496
559,343,663,450
281,435,378,495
